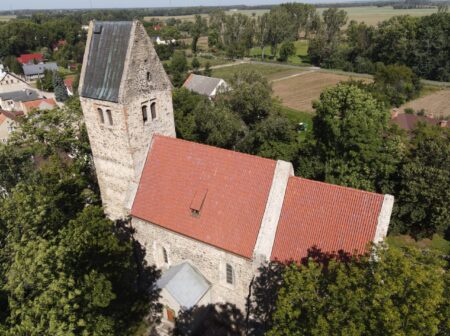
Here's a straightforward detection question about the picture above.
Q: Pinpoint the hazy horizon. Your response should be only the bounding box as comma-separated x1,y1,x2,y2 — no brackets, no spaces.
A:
0,0,378,11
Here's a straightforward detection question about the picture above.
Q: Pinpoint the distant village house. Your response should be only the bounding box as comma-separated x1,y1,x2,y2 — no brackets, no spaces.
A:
23,62,58,81
183,74,228,99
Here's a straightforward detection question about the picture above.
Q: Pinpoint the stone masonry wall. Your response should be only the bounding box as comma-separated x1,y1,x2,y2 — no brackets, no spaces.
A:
132,217,256,312
80,21,175,219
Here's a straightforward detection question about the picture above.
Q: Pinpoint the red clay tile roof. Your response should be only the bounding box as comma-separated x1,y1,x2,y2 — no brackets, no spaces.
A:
271,177,384,261
17,53,44,65
22,98,56,110
0,112,6,125
131,135,277,259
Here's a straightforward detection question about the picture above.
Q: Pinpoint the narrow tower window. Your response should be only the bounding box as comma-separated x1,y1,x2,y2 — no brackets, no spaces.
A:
106,109,113,125
146,72,150,81
150,101,156,120
226,263,234,285
162,247,168,264
142,105,148,123
97,108,104,124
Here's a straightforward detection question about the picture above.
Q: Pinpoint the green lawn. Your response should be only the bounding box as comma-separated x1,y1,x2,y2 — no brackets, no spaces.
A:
387,234,450,255
250,40,310,65
277,104,313,140
211,63,301,81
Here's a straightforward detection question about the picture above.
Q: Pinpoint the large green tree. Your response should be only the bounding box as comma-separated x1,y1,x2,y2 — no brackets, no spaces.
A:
268,245,449,336
0,100,161,334
296,83,402,192
392,124,450,239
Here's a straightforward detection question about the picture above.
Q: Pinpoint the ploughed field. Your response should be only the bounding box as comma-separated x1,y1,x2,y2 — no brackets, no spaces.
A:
272,71,370,113
398,89,450,118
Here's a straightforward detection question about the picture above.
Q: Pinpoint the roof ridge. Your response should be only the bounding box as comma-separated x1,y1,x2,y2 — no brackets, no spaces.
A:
153,134,278,164
290,176,384,198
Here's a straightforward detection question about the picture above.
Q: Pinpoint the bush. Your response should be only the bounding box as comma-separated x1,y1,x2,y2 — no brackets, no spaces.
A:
404,107,415,114
278,41,296,62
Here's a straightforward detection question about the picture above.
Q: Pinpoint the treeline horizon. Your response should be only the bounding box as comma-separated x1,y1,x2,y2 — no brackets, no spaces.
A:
0,0,446,16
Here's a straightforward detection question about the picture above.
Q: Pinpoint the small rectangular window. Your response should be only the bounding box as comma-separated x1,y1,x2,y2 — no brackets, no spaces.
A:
226,264,233,285
150,102,156,120
97,108,104,124
106,109,113,125
142,105,148,124
163,247,168,264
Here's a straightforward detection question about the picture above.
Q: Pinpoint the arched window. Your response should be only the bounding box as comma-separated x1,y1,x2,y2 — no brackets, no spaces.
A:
97,108,104,124
106,109,113,125
150,102,156,120
162,247,168,264
226,263,234,285
142,105,148,123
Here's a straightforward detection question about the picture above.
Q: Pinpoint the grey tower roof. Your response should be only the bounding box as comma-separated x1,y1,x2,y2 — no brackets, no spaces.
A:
157,262,210,309
81,21,133,102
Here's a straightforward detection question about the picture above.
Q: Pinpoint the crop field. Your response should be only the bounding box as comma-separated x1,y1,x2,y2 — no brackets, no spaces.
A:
0,15,16,21
211,63,305,82
226,6,438,26
272,71,371,112
398,89,450,117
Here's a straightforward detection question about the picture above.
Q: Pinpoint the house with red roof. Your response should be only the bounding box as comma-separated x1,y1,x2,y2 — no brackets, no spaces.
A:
0,110,23,143
20,98,57,114
17,53,44,65
79,21,394,323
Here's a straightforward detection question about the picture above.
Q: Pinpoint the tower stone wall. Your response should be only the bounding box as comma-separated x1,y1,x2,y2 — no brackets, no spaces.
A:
79,21,175,219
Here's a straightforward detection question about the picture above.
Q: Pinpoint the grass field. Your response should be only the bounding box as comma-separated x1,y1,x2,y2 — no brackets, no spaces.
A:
387,234,450,254
250,40,310,65
398,88,450,118
225,6,438,26
272,71,371,112
211,63,305,82
0,15,15,21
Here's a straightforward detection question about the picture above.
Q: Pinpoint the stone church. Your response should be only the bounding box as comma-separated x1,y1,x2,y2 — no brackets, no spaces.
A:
79,21,394,322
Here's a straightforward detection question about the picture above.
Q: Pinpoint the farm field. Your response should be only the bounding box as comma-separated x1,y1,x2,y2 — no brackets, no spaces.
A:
272,71,370,112
398,89,450,117
0,15,16,21
211,63,306,82
226,6,438,26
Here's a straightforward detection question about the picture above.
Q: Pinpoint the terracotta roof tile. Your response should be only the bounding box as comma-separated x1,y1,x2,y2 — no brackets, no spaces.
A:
271,177,384,261
22,98,56,110
131,135,277,259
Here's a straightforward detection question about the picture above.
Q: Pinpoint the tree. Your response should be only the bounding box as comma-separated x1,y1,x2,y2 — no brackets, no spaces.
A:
278,41,296,62
0,101,162,334
40,69,54,92
224,70,273,126
53,71,69,102
170,51,188,87
2,55,23,75
373,64,422,107
268,245,449,336
190,14,207,54
392,124,450,239
267,7,296,57
203,61,212,77
308,8,347,68
191,57,200,73
296,83,401,192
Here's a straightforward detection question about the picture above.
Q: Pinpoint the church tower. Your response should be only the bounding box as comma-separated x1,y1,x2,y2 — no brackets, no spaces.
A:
79,21,175,219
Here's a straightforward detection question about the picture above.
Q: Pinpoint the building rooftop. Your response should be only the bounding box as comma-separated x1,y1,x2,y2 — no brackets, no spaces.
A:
22,98,57,111
17,53,44,65
271,177,384,261
132,136,389,261
392,113,448,130
81,21,133,102
131,135,277,259
157,262,210,309
22,63,58,76
0,89,40,102
183,74,225,97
